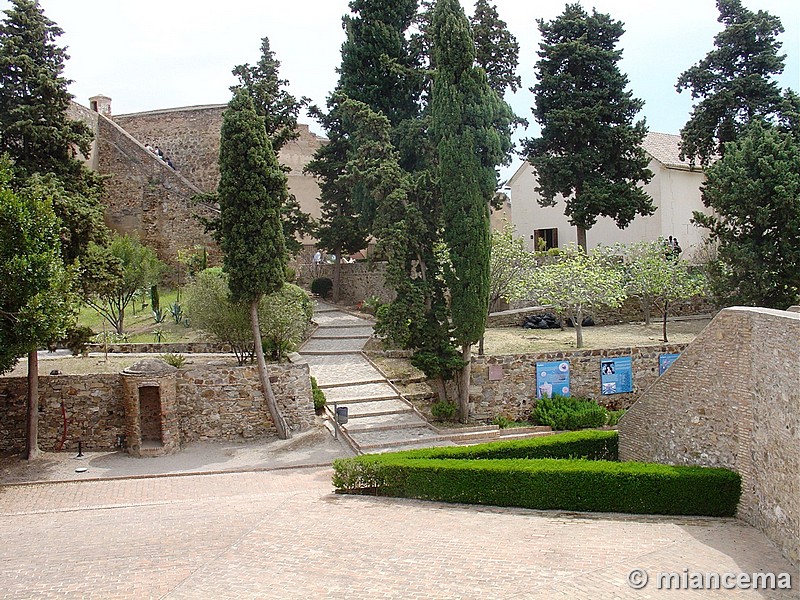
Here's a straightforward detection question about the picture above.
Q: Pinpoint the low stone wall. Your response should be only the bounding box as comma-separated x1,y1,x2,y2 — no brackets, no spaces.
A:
86,342,232,354
470,344,687,420
618,307,800,565
0,363,314,454
303,262,396,305
176,363,314,442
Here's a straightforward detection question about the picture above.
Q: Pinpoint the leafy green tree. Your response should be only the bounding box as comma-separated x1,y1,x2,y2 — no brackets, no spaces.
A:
83,234,164,334
231,36,314,255
676,0,788,167
217,89,290,439
431,0,513,421
489,221,537,313
623,240,708,341
520,244,626,348
0,162,75,458
522,4,654,251
694,123,800,309
185,268,312,365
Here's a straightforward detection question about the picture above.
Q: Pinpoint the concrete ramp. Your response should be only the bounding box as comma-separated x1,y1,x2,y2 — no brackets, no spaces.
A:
619,306,800,565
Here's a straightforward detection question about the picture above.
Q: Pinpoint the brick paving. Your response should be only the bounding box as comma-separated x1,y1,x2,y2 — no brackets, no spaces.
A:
0,467,796,599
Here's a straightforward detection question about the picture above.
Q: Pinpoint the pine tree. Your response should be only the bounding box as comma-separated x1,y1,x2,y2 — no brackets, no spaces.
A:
431,0,513,421
694,123,800,309
230,37,313,257
470,0,521,95
217,89,290,439
676,0,788,167
522,4,654,251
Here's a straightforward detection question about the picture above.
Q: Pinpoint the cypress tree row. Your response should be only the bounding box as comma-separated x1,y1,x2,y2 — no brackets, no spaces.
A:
217,89,290,439
430,0,513,421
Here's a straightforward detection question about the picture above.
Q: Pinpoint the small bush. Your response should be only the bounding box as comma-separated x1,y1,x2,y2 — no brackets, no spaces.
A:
311,277,333,298
64,326,95,356
161,352,186,368
492,415,514,429
431,400,457,422
607,409,627,427
311,376,326,414
533,395,608,430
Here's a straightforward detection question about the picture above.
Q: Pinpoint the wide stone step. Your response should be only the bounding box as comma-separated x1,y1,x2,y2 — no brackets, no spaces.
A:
348,426,442,449
341,399,412,417
301,338,368,353
315,326,373,338
305,355,384,386
344,412,427,432
321,382,399,402
313,314,369,327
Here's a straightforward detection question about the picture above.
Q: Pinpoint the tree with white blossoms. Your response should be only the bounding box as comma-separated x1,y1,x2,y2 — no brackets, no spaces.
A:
622,240,707,342
522,243,626,348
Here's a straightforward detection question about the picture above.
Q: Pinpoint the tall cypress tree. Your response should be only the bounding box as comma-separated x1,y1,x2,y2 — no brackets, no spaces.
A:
431,0,513,421
470,0,521,96
217,89,290,439
522,4,653,251
676,0,788,167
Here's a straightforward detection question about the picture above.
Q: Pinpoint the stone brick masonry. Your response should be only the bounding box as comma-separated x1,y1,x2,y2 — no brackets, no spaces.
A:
619,307,800,565
0,362,314,454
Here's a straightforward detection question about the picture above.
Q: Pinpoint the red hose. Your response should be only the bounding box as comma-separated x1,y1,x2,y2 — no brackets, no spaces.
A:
55,400,67,452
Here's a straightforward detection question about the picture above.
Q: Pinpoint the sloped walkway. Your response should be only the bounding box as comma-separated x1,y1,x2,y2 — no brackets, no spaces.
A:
298,302,550,453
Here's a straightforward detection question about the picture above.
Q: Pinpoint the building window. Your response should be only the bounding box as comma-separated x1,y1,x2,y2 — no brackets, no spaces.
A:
533,228,558,251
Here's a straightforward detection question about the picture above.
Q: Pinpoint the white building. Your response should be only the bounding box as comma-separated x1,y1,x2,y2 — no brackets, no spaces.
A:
508,132,712,259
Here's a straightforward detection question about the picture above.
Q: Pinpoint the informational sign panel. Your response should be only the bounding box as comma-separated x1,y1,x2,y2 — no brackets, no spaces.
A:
600,356,633,395
536,360,570,398
658,353,681,375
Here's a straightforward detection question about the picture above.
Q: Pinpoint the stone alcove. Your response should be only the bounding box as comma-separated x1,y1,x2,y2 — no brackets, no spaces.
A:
121,360,179,457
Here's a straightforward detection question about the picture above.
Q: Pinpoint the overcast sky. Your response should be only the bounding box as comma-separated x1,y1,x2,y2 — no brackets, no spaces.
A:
2,0,798,180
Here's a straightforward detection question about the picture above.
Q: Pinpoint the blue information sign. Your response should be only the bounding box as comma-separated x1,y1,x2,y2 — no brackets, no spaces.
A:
536,360,570,398
659,353,681,375
600,356,633,395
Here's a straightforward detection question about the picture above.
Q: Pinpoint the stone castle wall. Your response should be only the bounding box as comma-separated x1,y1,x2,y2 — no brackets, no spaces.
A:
470,343,687,420
0,363,314,454
95,113,221,268
618,307,800,565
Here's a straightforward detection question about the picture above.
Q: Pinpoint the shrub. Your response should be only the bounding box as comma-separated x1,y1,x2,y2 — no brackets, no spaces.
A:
431,400,457,422
311,277,333,298
332,456,741,517
63,326,95,356
492,415,514,429
331,431,741,517
311,376,326,414
161,352,186,368
533,394,608,430
607,409,627,427
185,269,312,364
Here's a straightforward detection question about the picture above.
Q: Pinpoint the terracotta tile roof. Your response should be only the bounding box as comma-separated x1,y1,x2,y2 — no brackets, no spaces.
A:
643,131,700,171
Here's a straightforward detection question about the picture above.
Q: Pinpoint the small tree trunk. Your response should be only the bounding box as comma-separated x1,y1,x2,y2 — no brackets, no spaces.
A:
576,225,588,252
640,299,652,326
332,248,342,304
250,300,290,439
662,300,669,343
458,344,472,424
574,308,584,349
115,306,125,335
433,375,448,405
478,335,485,356
24,351,40,460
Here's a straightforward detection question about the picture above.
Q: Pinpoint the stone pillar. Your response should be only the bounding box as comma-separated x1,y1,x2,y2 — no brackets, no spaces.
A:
121,360,179,457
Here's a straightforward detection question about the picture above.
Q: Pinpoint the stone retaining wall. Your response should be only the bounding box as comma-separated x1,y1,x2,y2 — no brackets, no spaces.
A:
0,363,314,454
86,342,232,354
618,307,800,565
470,343,687,420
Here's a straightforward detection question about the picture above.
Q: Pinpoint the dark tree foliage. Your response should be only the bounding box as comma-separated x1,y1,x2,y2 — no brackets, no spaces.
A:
0,0,108,260
217,89,290,438
470,0,521,95
230,36,313,256
695,123,800,309
431,0,513,420
522,4,654,250
676,0,787,167
218,90,287,304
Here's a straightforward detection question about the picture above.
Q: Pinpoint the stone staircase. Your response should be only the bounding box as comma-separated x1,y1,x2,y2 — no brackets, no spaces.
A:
298,302,551,454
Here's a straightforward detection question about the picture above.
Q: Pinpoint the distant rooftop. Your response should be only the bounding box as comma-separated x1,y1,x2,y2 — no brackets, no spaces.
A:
643,131,701,171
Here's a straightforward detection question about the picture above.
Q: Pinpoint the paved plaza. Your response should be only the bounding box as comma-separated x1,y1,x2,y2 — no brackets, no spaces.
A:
0,466,797,599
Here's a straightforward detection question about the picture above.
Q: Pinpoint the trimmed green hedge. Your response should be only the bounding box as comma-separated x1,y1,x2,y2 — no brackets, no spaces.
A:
387,429,619,462
332,431,741,517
